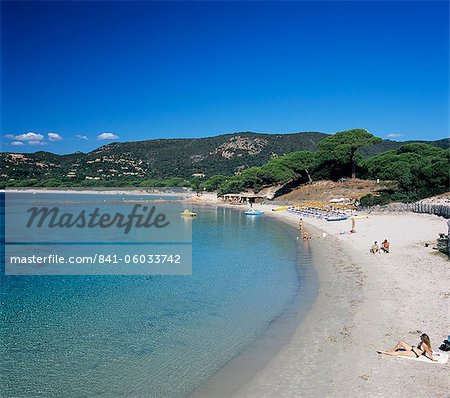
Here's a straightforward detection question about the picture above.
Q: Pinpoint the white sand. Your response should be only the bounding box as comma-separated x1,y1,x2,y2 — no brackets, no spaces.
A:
232,206,449,398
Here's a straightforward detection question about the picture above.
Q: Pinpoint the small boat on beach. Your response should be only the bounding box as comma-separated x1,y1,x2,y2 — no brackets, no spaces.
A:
181,209,197,217
245,209,264,216
326,215,348,222
272,206,288,212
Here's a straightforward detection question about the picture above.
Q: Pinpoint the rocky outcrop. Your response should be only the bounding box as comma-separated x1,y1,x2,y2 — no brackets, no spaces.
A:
210,136,269,158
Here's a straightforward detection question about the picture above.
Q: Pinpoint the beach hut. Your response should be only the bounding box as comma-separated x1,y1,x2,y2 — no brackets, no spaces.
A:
222,193,267,205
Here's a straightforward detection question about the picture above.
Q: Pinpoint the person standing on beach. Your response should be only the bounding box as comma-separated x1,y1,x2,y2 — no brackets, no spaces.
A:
299,218,303,231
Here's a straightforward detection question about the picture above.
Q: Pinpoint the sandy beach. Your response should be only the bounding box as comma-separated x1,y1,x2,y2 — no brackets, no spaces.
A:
230,205,449,398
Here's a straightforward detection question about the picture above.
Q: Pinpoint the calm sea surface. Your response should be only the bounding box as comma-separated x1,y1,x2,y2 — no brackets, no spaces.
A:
0,193,313,397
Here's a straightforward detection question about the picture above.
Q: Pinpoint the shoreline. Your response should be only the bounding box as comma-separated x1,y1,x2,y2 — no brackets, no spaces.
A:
190,215,319,398
1,188,193,197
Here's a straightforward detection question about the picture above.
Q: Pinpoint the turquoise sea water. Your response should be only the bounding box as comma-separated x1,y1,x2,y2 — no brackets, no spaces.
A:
0,193,313,397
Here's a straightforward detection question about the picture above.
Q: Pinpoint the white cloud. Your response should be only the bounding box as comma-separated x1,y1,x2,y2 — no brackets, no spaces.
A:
387,133,404,138
10,141,25,146
76,134,89,141
28,140,47,146
4,134,15,139
48,132,63,141
14,132,45,141
97,132,119,140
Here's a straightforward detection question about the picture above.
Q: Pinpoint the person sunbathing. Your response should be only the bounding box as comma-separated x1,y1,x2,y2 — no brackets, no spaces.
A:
381,239,390,253
378,333,437,361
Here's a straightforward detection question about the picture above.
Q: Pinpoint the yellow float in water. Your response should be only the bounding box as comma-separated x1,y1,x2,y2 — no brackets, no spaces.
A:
181,209,197,217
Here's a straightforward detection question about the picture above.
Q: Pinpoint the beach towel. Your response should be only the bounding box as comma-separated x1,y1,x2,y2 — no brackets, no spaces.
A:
401,351,448,364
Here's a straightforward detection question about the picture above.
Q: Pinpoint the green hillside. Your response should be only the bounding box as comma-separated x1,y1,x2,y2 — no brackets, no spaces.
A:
1,131,448,188
1,132,327,186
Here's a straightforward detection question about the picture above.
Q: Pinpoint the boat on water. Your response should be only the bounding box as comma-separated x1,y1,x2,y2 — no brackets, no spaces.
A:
181,209,197,217
245,209,264,216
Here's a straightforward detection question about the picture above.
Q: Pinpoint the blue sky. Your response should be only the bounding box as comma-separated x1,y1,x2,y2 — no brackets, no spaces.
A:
1,1,448,154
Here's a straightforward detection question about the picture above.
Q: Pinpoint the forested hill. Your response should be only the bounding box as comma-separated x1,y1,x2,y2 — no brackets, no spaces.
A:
1,131,448,187
91,131,328,177
1,132,328,184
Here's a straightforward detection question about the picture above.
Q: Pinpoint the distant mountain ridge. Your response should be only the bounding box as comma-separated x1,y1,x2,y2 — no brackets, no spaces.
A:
1,132,328,182
1,131,448,185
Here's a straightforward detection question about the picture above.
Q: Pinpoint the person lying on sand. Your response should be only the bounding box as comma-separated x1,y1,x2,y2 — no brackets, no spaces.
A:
370,241,379,254
378,333,437,361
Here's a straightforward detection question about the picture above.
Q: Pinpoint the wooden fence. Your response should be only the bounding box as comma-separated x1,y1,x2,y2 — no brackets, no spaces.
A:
358,202,450,219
